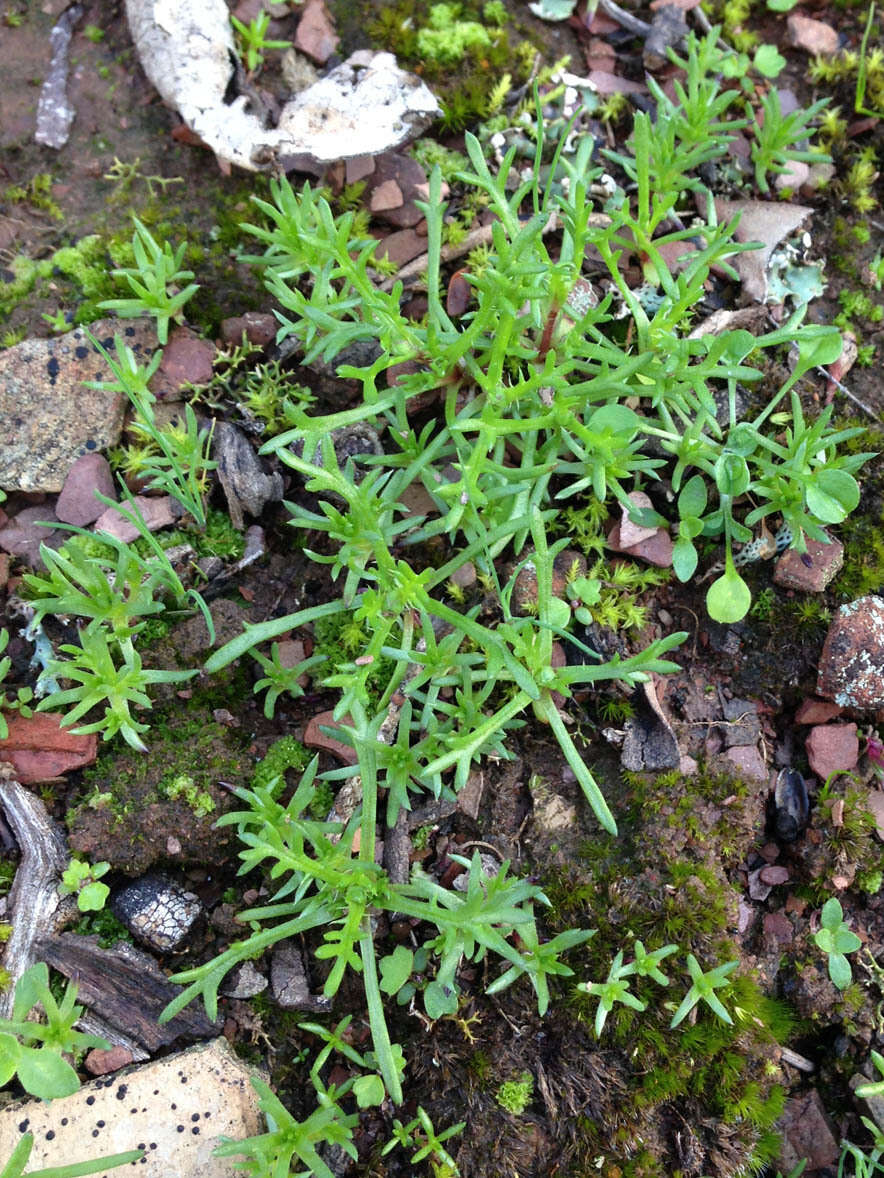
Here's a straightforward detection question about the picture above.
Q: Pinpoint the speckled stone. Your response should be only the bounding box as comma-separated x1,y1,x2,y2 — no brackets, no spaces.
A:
0,320,156,492
0,1038,262,1178
817,595,884,710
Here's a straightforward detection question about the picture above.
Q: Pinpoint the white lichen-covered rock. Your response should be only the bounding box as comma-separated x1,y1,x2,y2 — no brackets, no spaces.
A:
817,595,884,709
124,0,440,170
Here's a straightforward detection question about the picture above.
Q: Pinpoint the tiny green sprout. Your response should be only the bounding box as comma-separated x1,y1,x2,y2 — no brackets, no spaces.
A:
632,941,677,986
578,950,645,1037
856,1049,884,1098
59,858,110,912
231,12,291,74
670,954,738,1027
83,23,105,42
813,897,862,990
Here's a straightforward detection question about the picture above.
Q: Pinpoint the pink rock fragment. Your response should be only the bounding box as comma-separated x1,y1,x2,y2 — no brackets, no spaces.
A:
777,1090,839,1172
93,495,177,542
805,723,859,781
304,710,358,765
370,179,404,212
762,910,794,949
786,14,839,55
619,491,658,548
55,453,116,525
295,0,339,64
607,520,673,568
794,698,843,725
774,535,843,592
817,595,884,709
375,228,427,268
85,1045,134,1076
155,328,216,394
759,865,790,885
725,744,767,782
220,312,278,348
0,505,60,567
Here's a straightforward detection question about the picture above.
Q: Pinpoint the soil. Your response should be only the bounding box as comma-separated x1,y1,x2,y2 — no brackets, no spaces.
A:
1,2,884,1177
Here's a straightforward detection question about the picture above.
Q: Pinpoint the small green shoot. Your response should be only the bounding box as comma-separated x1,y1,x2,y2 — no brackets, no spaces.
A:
58,858,110,912
99,218,199,345
813,897,862,990
230,12,291,74
669,954,738,1027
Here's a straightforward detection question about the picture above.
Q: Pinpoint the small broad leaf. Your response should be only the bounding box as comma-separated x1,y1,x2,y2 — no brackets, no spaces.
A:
806,469,860,524
753,44,786,77
714,453,751,498
678,475,707,520
379,947,414,996
828,951,852,991
547,597,572,630
16,1046,80,1101
672,536,699,583
707,569,751,624
767,0,800,10
424,980,458,1020
0,1032,21,1087
792,327,844,379
353,1074,386,1108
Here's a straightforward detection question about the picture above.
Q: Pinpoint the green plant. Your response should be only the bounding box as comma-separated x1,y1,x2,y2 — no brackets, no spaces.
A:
82,24,104,42
98,217,199,344
36,629,196,752
58,858,110,912
214,1076,357,1178
382,1106,465,1175
0,964,109,1100
250,642,326,718
0,630,34,740
750,89,830,193
161,773,215,817
230,12,291,74
495,1070,534,1115
813,897,862,989
669,953,738,1027
0,1134,142,1178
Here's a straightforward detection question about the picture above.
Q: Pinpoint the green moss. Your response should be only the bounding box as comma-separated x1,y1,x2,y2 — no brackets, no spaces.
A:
0,255,39,318
494,1070,533,1115
251,735,312,793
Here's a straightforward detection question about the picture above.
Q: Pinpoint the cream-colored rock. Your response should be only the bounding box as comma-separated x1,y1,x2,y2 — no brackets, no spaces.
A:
0,1038,263,1178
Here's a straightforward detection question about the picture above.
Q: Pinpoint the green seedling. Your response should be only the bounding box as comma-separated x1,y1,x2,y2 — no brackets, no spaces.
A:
750,89,830,193
669,954,738,1027
99,217,199,345
382,1106,465,1174
230,12,291,74
250,642,327,719
0,630,34,740
58,858,110,913
813,897,862,990
578,951,646,1037
0,964,109,1101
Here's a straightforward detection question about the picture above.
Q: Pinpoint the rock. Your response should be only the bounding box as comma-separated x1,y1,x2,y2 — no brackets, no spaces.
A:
154,327,217,394
774,767,809,841
720,697,761,748
0,505,60,567
725,744,767,782
773,160,810,192
0,713,97,783
375,227,426,267
621,682,680,771
304,710,358,764
643,4,687,70
512,549,586,612
221,961,268,1000
270,941,332,1011
759,865,790,885
795,698,843,725
762,909,794,950
214,421,284,530
866,789,884,840
786,14,839,54
806,723,859,780
0,320,154,492
446,270,472,317
817,595,884,709
84,1045,135,1076
112,875,203,953
773,535,843,592
776,1089,839,1172
362,153,429,229
294,0,339,64
220,312,278,348
607,520,673,568
55,453,117,525
0,1038,262,1178
618,490,659,548
93,494,177,542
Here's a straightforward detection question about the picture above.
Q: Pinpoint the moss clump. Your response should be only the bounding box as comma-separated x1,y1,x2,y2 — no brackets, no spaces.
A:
495,1070,533,1115
539,762,790,1175
0,255,39,318
251,735,312,793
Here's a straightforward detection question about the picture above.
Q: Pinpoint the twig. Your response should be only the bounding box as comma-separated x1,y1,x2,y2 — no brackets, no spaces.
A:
598,0,651,37
0,766,68,1018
